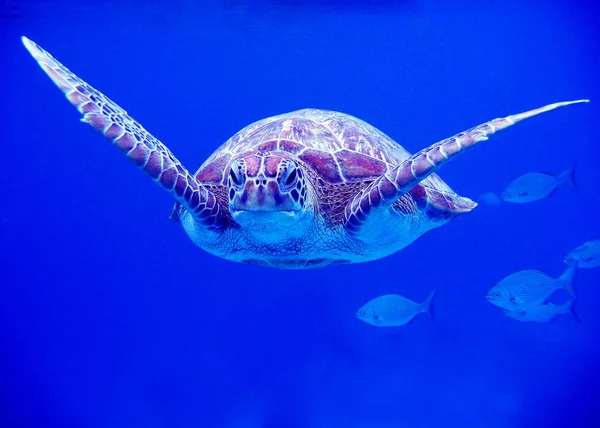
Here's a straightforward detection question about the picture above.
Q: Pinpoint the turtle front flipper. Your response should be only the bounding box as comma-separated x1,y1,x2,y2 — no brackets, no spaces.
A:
22,37,226,232
344,99,589,234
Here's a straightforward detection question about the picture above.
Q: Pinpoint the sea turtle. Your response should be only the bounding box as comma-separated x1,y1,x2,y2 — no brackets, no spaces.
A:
22,36,588,269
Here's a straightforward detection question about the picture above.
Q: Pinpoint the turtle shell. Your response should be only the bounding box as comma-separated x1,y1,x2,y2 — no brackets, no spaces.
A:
193,109,475,224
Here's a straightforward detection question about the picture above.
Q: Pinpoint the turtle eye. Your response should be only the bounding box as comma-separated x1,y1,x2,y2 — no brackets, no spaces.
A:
229,160,246,189
285,168,297,186
278,160,301,191
229,169,239,185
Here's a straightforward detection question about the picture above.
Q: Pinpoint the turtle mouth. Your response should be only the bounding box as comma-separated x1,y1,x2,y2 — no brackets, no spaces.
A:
230,209,301,227
230,209,300,218
230,208,299,214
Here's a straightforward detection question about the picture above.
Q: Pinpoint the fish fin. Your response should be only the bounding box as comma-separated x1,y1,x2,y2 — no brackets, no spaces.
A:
509,294,525,306
559,162,578,191
422,290,435,319
559,263,577,298
563,300,580,323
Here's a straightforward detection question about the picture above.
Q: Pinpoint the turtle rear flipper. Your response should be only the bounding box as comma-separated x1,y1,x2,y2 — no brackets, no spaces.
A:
344,99,589,235
22,36,226,232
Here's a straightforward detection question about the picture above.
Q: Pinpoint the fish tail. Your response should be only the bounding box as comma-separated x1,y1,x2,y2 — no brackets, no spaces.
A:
559,162,578,191
559,263,577,298
422,290,436,319
561,299,580,323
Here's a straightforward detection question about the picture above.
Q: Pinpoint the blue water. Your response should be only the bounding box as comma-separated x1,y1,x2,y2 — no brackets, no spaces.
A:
2,1,599,427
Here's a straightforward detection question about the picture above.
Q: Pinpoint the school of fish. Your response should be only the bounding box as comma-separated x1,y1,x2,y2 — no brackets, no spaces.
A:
357,238,598,328
356,147,598,328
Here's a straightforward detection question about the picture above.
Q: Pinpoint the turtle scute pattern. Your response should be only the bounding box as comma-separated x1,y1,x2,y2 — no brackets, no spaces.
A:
194,108,470,225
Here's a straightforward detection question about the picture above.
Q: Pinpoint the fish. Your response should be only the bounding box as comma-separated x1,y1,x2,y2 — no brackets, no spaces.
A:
503,300,579,323
564,240,600,268
500,165,577,204
355,290,435,327
478,192,502,207
486,263,576,311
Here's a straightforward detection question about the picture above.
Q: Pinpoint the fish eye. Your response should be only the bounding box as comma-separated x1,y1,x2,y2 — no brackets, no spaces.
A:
487,291,501,300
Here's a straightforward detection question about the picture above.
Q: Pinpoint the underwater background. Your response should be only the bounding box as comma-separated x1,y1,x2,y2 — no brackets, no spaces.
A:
1,0,600,427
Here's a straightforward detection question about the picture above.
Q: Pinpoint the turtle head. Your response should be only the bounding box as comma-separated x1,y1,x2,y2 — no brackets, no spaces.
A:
227,151,310,229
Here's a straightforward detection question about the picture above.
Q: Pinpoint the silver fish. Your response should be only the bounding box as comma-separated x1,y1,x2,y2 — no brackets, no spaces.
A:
503,300,578,323
478,192,502,207
486,264,576,311
500,165,576,203
564,240,600,268
356,290,435,327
